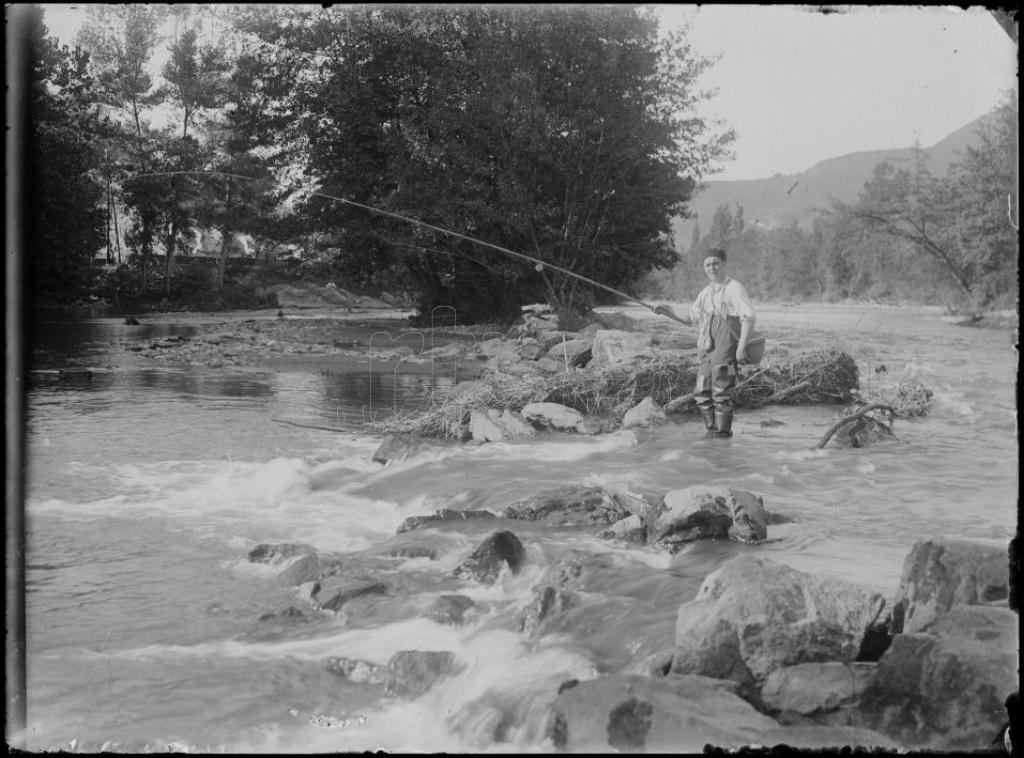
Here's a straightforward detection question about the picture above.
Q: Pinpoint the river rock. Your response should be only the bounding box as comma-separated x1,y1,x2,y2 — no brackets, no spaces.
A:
385,650,459,697
276,553,343,586
544,338,593,368
590,330,654,369
318,580,388,613
652,486,768,549
546,674,780,752
396,507,496,534
387,545,439,560
891,538,1009,634
248,542,316,565
621,396,668,429
426,594,477,626
372,434,422,464
470,409,507,442
600,514,646,543
453,531,526,584
325,656,390,685
520,402,599,434
518,585,575,636
672,554,886,684
503,485,626,527
760,661,877,717
852,604,1016,750
257,606,308,623
496,409,537,438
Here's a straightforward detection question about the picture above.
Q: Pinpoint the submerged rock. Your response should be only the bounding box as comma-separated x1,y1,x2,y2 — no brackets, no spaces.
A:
396,508,496,534
385,650,459,697
891,538,1009,634
372,434,451,464
853,604,1016,749
426,594,477,626
600,514,646,543
672,554,886,685
325,656,390,685
317,580,388,613
275,552,343,586
453,531,526,584
248,542,315,565
518,585,575,637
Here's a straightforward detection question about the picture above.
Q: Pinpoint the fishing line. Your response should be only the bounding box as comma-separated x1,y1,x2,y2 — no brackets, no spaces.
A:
129,169,685,320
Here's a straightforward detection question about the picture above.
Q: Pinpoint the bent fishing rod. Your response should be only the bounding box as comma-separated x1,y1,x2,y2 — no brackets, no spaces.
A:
130,169,690,324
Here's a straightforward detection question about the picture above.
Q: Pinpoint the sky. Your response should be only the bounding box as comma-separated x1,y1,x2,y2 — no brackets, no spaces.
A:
36,3,1018,181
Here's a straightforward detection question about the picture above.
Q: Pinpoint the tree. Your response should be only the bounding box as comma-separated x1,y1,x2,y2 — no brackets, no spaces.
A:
848,98,1019,309
23,6,106,301
238,5,734,320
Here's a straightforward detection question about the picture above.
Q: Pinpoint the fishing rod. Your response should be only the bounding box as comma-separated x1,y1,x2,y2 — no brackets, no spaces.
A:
130,169,690,324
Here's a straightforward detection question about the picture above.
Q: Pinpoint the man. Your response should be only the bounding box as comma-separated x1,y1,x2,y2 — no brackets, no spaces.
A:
654,248,756,437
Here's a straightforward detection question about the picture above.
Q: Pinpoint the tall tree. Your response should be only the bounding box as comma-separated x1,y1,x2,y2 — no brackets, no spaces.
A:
24,6,106,301
238,5,734,320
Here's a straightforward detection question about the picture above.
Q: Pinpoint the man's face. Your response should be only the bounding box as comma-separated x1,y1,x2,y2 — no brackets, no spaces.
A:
703,256,725,283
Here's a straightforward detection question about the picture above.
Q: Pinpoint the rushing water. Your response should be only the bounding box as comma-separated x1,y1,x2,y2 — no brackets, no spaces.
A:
18,304,1018,752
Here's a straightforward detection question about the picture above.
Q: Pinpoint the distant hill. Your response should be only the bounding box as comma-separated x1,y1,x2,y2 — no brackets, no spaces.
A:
672,113,993,247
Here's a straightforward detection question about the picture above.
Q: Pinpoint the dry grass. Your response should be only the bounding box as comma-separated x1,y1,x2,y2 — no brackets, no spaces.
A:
374,347,861,440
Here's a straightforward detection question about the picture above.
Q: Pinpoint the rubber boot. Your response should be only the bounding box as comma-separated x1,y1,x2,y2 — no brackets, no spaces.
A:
714,410,733,438
699,406,717,436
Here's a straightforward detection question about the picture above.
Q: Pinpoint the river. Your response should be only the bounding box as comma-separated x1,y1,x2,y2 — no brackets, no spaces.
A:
17,303,1018,752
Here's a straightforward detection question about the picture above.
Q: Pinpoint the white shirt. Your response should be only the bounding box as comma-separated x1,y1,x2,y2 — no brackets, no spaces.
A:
689,278,756,324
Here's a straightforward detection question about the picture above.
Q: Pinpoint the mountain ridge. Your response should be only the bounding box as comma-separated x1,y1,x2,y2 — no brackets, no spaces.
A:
673,113,994,246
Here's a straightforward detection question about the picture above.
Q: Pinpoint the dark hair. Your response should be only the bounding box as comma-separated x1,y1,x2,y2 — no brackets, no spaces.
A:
703,248,727,262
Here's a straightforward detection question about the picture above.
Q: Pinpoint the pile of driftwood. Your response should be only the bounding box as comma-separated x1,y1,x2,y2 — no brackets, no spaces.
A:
374,348,865,440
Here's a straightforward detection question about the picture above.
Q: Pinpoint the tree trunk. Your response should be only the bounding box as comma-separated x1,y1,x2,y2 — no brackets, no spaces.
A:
163,219,178,297
218,229,232,288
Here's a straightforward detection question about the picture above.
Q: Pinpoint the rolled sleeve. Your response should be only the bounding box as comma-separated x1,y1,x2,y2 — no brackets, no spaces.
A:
728,281,756,323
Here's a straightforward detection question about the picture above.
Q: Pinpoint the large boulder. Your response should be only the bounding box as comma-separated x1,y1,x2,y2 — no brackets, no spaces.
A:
453,531,526,584
546,674,780,752
590,329,654,369
652,486,768,549
672,554,886,685
503,485,626,527
621,397,668,429
852,604,1017,750
891,538,1009,634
